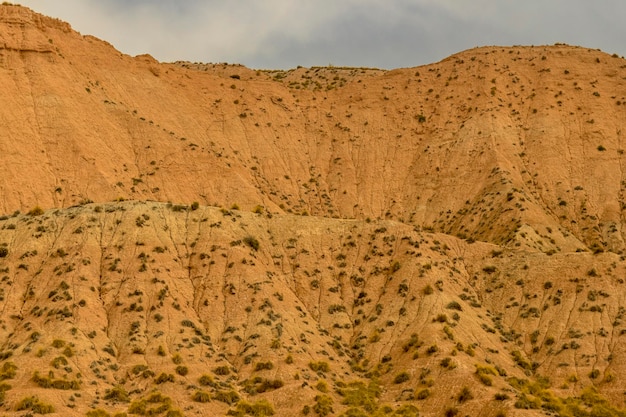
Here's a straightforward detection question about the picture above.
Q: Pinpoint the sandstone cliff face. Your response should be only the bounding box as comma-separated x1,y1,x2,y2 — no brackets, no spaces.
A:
2,3,626,417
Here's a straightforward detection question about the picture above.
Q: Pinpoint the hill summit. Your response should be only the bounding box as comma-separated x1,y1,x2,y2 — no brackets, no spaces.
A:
2,4,626,417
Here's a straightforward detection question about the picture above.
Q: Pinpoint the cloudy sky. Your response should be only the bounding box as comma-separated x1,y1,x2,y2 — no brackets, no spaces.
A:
17,0,626,70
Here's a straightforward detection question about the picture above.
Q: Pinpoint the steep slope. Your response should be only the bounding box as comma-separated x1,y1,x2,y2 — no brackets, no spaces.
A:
2,3,626,417
1,5,626,255
2,201,626,417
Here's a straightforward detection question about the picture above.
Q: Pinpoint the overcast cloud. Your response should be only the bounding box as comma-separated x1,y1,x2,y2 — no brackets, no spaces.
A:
16,0,626,69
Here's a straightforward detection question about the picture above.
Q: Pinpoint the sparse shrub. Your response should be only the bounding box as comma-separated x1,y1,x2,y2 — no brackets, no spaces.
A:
214,365,231,376
157,345,166,356
32,371,80,390
104,385,129,402
128,399,147,414
444,407,459,417
394,404,419,416
175,366,188,376
214,390,241,405
336,380,380,412
154,373,175,384
192,390,211,403
0,382,9,402
0,361,17,380
394,372,410,384
309,361,330,373
228,399,275,416
199,374,216,387
433,314,448,323
27,206,44,216
494,393,510,401
440,357,455,369
475,364,497,386
15,396,55,414
243,236,260,251
477,373,492,386
328,304,346,314
514,393,541,409
254,378,284,394
87,409,111,417
51,339,65,348
131,365,149,375
313,395,333,417
415,388,430,400
62,346,74,357
254,361,273,371
446,301,462,311
0,247,7,258
457,386,473,403
402,333,420,353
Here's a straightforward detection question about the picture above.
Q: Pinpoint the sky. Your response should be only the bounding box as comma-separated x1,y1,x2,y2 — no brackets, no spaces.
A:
16,0,626,70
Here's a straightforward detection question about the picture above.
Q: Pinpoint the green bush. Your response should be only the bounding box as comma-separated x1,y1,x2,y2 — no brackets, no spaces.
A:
0,382,10,406
313,395,333,417
393,404,419,416
192,390,211,403
393,372,410,384
214,390,241,405
446,301,462,311
128,399,147,414
214,365,231,375
15,396,55,414
243,236,260,251
457,386,473,403
86,409,111,417
104,385,129,402
254,361,273,371
27,206,44,216
415,388,430,400
337,380,380,413
32,372,80,390
475,364,497,386
154,373,175,384
228,399,275,416
309,361,330,373
0,361,16,380
444,407,459,417
243,377,284,394
198,374,216,387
